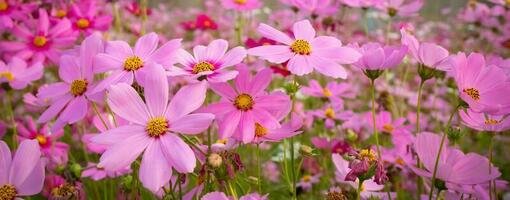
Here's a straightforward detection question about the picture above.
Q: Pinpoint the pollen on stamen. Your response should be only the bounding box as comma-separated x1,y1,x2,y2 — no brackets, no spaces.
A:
290,39,312,55
360,149,377,162
382,124,394,132
0,71,14,81
70,79,88,96
325,108,335,119
322,88,333,97
76,18,90,29
485,119,499,125
0,184,17,200
192,61,215,74
234,0,247,4
463,88,480,101
234,93,254,111
255,123,268,137
0,1,8,11
146,117,169,137
123,56,144,71
33,36,47,47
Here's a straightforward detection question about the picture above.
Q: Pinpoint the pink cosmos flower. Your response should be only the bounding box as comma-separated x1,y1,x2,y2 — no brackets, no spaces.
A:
42,175,85,200
68,0,113,35
252,113,302,143
220,0,262,11
37,33,104,132
339,0,379,8
301,79,355,101
0,0,36,30
93,32,181,93
0,57,43,90
291,0,340,16
452,52,510,115
82,162,131,181
92,64,214,193
412,132,501,199
202,67,291,143
312,104,353,128
459,108,510,132
17,116,69,164
0,9,76,64
248,20,361,78
195,14,218,30
400,28,450,71
352,42,408,70
169,39,246,83
370,111,407,134
0,139,45,199
83,113,129,154
311,136,351,154
376,0,423,17
297,174,321,190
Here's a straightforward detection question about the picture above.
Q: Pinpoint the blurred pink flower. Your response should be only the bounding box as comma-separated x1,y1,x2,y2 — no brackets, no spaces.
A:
169,39,246,83
0,57,43,90
459,108,510,132
252,113,302,143
352,42,408,70
376,0,423,17
248,20,361,78
221,0,262,11
92,65,213,193
82,162,131,181
68,0,112,35
400,28,450,71
202,67,291,143
297,174,321,190
301,79,355,100
0,139,45,199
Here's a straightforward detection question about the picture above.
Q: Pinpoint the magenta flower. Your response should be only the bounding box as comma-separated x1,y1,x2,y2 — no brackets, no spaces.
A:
297,174,321,191
252,113,303,143
220,0,262,11
68,0,113,34
291,0,340,16
459,108,510,132
0,57,43,90
452,52,510,115
301,79,355,100
17,116,69,164
376,0,423,17
248,20,361,78
92,65,214,193
352,42,408,70
412,132,501,198
340,0,378,8
371,111,407,134
37,33,104,132
202,67,291,143
400,28,450,71
169,39,246,83
0,9,76,64
0,0,36,30
0,139,45,199
93,32,181,93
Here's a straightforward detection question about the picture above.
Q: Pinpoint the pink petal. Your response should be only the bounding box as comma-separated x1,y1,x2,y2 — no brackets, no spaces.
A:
160,134,196,173
37,94,72,123
94,53,124,73
37,9,49,35
15,159,44,195
287,55,314,76
107,83,150,125
99,132,150,171
0,141,12,184
170,113,214,135
207,70,239,83
134,32,159,59
166,81,208,120
59,55,82,83
247,45,293,64
418,43,449,68
210,82,237,100
415,132,448,172
218,47,246,68
218,111,242,139
105,41,133,60
9,140,41,187
206,39,228,64
92,125,145,145
249,68,272,96
193,45,207,61
80,33,104,79
139,141,172,193
148,39,182,67
234,66,250,93
59,96,88,124
91,71,129,94
292,20,315,41
311,36,342,50
176,49,196,67
144,64,168,117
309,56,348,79
257,23,293,45
240,112,255,143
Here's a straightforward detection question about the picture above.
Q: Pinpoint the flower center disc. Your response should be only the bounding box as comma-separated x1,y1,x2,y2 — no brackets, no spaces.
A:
234,94,254,111
0,184,17,200
0,2,8,11
123,56,144,71
0,71,14,81
146,117,168,137
290,39,312,55
382,124,394,132
33,36,47,47
463,88,480,101
51,183,77,198
76,18,90,29
36,134,48,146
254,123,268,137
322,88,332,97
302,175,312,182
325,108,335,119
234,0,247,4
192,61,215,74
485,119,499,125
360,149,376,162
70,79,88,96
56,9,67,18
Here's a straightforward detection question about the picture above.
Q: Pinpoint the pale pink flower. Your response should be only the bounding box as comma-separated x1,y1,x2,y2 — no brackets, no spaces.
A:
0,57,43,90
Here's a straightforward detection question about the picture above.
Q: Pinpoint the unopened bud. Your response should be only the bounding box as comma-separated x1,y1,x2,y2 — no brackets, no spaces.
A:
208,153,223,168
299,145,314,157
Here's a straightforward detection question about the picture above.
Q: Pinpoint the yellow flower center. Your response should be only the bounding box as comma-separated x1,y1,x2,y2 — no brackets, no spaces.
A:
234,0,247,4
192,61,215,74
302,175,312,182
36,134,48,146
203,20,211,27
56,9,67,18
70,79,88,96
325,108,335,119
0,71,14,81
51,183,77,198
0,184,17,200
326,191,346,200
506,0,510,5
123,56,144,71
0,2,8,11
216,139,228,144
290,39,312,55
360,149,377,162
387,7,398,17
254,123,268,137
382,124,394,132
322,88,332,97
76,18,90,29
234,93,254,111
33,36,47,47
146,117,168,137
395,157,405,165
485,119,499,125
463,88,480,101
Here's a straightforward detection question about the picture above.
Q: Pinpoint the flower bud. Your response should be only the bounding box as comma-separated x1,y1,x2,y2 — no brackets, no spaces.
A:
208,153,223,168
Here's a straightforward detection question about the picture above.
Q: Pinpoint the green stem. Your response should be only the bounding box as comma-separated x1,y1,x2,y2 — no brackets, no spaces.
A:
356,180,363,200
488,134,494,200
256,143,262,193
6,91,18,148
370,79,382,159
416,79,425,197
435,189,442,200
289,77,298,200
428,105,460,200
235,13,244,46
112,1,122,32
227,180,238,200
91,102,109,130
140,0,148,35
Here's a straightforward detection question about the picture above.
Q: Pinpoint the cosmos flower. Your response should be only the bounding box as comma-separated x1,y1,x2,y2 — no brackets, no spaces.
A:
459,108,510,132
0,9,76,64
202,67,290,143
352,42,408,70
92,64,214,193
301,79,355,101
93,32,181,93
169,39,246,83
220,0,262,11
376,0,424,17
297,174,321,191
17,116,69,164
82,162,131,181
312,104,353,128
370,111,407,134
339,0,379,8
452,52,510,115
0,57,43,90
37,33,104,132
290,0,340,16
68,0,112,35
400,28,450,71
252,113,303,143
0,139,45,200
0,0,36,30
248,20,361,78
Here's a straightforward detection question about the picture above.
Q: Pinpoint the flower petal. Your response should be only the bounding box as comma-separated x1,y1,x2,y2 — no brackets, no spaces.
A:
99,132,150,171
107,83,150,125
144,64,168,117
170,113,214,135
139,141,172,193
166,81,207,120
160,134,196,173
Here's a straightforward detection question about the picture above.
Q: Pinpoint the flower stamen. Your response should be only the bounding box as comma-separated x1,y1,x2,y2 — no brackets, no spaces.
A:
0,184,17,200
70,79,88,96
192,61,215,74
123,56,144,71
325,108,335,119
290,39,312,55
485,119,499,125
463,88,480,101
234,93,254,111
0,71,14,81
76,18,90,29
254,123,268,137
33,36,47,47
146,117,168,137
